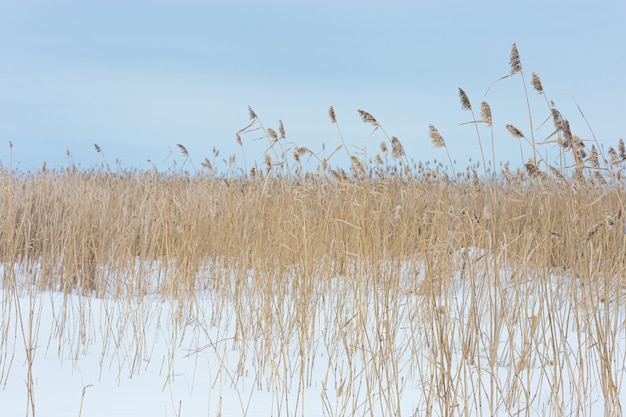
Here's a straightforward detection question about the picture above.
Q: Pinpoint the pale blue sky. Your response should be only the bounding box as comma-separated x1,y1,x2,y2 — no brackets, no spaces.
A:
1,0,625,173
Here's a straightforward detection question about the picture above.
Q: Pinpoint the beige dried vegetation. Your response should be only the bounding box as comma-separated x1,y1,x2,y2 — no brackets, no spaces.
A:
1,44,625,417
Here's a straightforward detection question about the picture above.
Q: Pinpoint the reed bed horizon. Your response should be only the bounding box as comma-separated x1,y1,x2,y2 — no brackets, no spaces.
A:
1,44,625,417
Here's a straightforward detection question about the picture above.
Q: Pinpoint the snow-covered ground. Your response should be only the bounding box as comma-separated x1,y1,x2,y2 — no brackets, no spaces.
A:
1,253,625,417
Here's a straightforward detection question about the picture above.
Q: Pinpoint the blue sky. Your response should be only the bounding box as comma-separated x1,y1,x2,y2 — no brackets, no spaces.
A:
1,0,625,173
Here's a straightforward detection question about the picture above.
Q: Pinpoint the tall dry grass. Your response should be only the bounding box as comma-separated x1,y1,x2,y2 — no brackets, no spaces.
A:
1,44,625,417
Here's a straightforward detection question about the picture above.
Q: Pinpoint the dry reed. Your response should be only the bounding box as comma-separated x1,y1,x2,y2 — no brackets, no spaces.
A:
1,43,625,417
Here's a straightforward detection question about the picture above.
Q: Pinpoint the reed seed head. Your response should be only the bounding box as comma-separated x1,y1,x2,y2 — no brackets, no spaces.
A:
549,165,567,183
608,147,621,166
551,108,566,131
177,144,189,157
531,72,544,94
561,120,573,149
509,43,522,74
458,88,472,111
293,147,303,163
525,159,543,179
278,120,285,139
391,137,405,160
506,124,525,139
480,102,492,127
593,171,607,185
588,145,599,168
429,124,446,148
293,146,311,163
267,128,278,141
248,106,257,120
357,109,379,129
328,106,337,124
350,156,366,174
330,169,342,181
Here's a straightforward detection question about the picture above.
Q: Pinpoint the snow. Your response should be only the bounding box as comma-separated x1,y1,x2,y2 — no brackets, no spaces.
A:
1,254,625,417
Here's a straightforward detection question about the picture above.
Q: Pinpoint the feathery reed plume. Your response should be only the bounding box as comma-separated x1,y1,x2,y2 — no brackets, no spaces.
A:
236,133,243,146
278,120,285,139
380,141,388,154
593,171,608,185
375,154,383,166
293,146,311,163
201,157,212,170
293,148,303,163
328,106,337,124
350,156,366,175
509,43,522,74
391,137,405,160
561,120,573,149
471,170,480,193
551,108,567,132
619,138,626,160
531,72,544,94
94,144,102,153
572,135,585,156
549,165,568,183
506,124,525,139
507,124,526,163
429,124,456,178
267,128,278,141
248,106,257,120
588,145,599,168
458,88,472,111
330,168,348,181
177,144,189,157
608,147,621,166
329,169,342,181
429,124,446,148
480,102,492,127
568,135,586,176
357,109,379,130
524,159,544,179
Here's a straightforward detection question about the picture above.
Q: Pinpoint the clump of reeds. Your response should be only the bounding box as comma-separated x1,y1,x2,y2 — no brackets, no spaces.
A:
1,43,625,417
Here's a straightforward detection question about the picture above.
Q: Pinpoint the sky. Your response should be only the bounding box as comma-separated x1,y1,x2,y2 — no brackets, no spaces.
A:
1,0,625,174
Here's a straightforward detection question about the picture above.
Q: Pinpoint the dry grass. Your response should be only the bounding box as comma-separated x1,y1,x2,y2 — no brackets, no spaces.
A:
1,44,625,417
